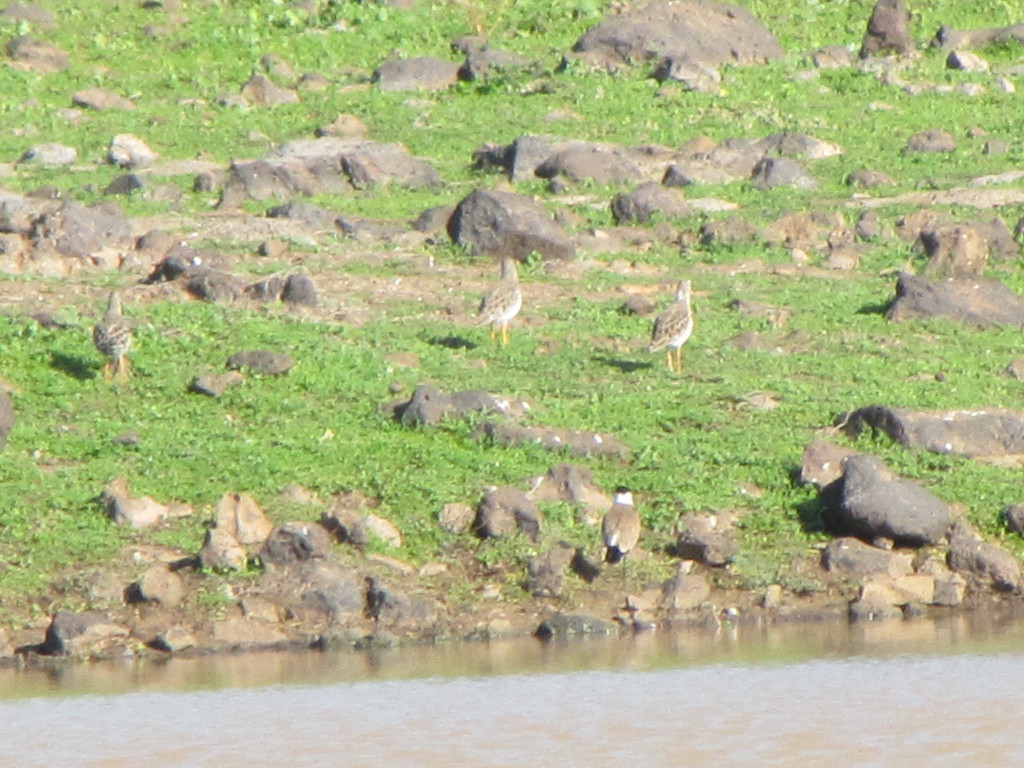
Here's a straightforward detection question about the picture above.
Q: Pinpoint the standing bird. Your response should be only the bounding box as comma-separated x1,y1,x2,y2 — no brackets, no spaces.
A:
93,291,132,383
649,279,694,374
602,487,641,565
476,257,522,346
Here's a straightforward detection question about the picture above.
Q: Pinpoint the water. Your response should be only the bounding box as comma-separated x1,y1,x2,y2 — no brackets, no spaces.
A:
3,616,1024,767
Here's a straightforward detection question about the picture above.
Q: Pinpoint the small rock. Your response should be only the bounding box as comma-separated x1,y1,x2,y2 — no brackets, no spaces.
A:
281,273,317,307
261,522,333,566
240,73,300,106
42,610,130,656
660,572,712,611
189,371,245,397
152,625,197,652
525,542,575,597
102,477,171,529
227,350,294,376
904,130,956,155
1003,504,1024,535
72,87,136,111
473,486,543,542
946,50,989,72
214,492,274,548
199,527,248,571
363,514,402,548
108,134,158,168
438,502,475,534
19,143,77,166
133,565,184,607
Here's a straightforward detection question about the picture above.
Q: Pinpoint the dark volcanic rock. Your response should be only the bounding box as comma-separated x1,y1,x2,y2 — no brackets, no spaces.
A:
920,224,987,278
394,384,503,426
474,486,543,542
1004,504,1024,536
824,454,953,547
904,130,956,155
822,537,913,579
291,562,364,623
570,0,782,70
479,421,631,459
611,182,690,224
674,514,737,566
535,612,617,638
32,201,134,260
365,577,439,631
261,522,333,566
535,145,645,185
931,22,1024,50
282,273,318,307
886,273,1024,327
7,35,67,72
947,520,1021,592
860,0,913,57
525,542,575,597
841,404,1024,460
751,156,816,190
227,349,294,375
660,572,712,611
448,188,575,261
374,56,460,92
185,270,245,302
190,371,245,397
42,610,129,656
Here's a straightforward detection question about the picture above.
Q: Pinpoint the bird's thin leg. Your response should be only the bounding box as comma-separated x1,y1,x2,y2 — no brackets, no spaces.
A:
502,323,509,346
675,347,683,373
489,326,497,343
117,357,130,383
666,350,674,373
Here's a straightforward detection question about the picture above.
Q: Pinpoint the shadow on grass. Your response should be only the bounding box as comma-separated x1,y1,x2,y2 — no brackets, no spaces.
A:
51,351,96,381
427,334,477,350
856,300,892,316
593,355,652,373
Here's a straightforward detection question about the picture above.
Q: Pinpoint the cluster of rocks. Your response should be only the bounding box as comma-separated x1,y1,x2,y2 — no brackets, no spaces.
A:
800,403,1024,621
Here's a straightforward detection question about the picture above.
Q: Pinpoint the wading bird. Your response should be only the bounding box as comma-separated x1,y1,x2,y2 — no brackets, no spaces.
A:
93,291,132,383
476,257,522,346
649,279,693,374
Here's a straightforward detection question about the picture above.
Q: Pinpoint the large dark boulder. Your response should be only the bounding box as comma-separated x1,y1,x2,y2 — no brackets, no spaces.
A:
42,610,129,656
824,454,953,547
525,542,576,597
886,273,1024,327
841,405,1024,460
822,537,913,579
447,188,575,261
569,0,782,70
393,384,503,426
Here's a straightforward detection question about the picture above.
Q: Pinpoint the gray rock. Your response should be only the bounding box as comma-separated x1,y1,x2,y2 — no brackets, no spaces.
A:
261,522,333,566
245,274,287,301
448,188,575,261
19,143,77,166
920,224,988,279
240,73,299,106
535,612,618,639
265,200,337,228
904,130,956,155
374,56,460,92
886,273,1024,327
698,216,760,246
72,87,136,111
660,572,712,611
395,384,501,426
946,50,989,73
826,454,953,546
132,565,184,607
6,35,67,72
102,477,170,529
535,145,645,185
214,492,274,548
152,625,197,653
479,421,631,459
611,182,690,224
653,57,721,93
0,391,13,451
190,371,245,397
751,156,816,190
282,273,317,307
860,0,913,57
199,527,248,571
185,269,246,302
108,134,158,168
2,4,56,29
438,502,475,534
822,537,913,579
931,22,1024,50
474,486,543,542
1003,504,1024,536
948,520,1021,592
847,168,896,188
294,562,364,623
569,0,782,70
528,464,611,523
800,440,858,489
458,46,530,81
526,542,575,597
42,610,129,656
841,404,1024,459
365,577,439,630
227,349,294,376
675,514,738,566
103,174,145,196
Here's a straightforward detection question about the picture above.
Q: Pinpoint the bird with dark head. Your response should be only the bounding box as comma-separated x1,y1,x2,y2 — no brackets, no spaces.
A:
602,486,640,565
476,257,522,346
649,279,693,374
93,291,132,383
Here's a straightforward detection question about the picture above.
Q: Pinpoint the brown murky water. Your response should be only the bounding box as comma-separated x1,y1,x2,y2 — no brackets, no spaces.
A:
3,616,1024,767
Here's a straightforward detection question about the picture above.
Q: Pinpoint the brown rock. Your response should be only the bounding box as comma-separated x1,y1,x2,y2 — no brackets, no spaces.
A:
860,0,913,58
199,527,248,571
214,492,274,548
134,565,184,607
72,87,137,111
42,610,130,656
102,477,172,529
438,502,475,534
660,572,712,611
240,73,300,106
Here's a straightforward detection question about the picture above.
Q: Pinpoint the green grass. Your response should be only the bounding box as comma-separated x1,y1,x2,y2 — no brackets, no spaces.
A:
1,0,1024,615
